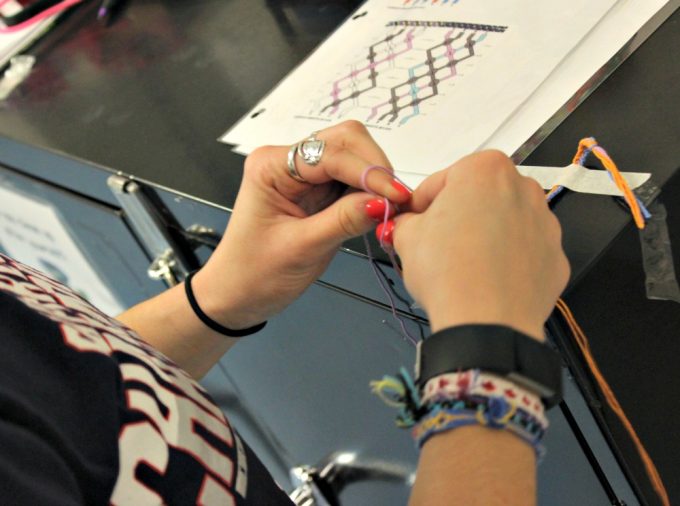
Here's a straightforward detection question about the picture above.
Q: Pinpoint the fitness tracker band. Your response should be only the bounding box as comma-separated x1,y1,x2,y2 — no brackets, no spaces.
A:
415,324,563,408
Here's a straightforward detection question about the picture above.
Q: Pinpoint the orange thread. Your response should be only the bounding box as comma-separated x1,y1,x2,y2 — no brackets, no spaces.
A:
547,184,561,196
555,141,670,506
554,299,669,506
573,138,645,229
548,141,664,504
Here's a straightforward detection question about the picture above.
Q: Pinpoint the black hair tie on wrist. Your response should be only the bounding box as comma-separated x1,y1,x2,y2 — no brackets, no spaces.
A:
184,271,267,337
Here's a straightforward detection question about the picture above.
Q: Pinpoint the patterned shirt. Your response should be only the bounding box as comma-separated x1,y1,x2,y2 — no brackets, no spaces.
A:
0,254,292,505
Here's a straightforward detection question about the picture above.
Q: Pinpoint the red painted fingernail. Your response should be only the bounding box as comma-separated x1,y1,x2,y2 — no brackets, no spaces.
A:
365,198,396,221
391,180,412,199
375,220,395,245
365,198,387,221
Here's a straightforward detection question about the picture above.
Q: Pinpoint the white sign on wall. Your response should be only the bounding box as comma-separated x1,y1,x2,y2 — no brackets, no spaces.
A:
0,185,125,316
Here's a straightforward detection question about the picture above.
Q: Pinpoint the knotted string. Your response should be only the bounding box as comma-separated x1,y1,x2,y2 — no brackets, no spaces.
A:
550,139,667,506
547,137,650,228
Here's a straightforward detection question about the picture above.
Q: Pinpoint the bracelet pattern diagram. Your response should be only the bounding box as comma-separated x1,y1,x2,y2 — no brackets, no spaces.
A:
312,21,507,127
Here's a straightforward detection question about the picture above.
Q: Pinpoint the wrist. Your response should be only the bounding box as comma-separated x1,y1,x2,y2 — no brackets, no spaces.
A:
426,301,545,342
190,266,267,331
415,324,563,407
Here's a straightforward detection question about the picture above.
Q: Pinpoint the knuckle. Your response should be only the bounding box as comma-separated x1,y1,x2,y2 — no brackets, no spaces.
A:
322,142,342,158
339,119,368,136
245,145,275,172
480,149,514,169
460,150,516,181
247,145,274,161
321,144,344,178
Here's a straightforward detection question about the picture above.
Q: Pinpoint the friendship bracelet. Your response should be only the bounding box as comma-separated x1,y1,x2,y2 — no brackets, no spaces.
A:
426,394,549,433
184,271,267,337
371,367,549,459
412,402,547,457
417,394,549,438
422,370,546,425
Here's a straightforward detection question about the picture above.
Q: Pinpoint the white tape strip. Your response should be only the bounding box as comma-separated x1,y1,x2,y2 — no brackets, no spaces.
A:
516,164,650,196
397,164,650,195
230,142,652,197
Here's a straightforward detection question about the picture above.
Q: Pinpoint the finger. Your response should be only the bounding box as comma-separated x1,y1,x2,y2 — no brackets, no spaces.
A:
405,150,519,213
375,219,395,247
295,142,408,202
318,120,393,171
403,169,448,213
299,192,380,249
252,143,411,205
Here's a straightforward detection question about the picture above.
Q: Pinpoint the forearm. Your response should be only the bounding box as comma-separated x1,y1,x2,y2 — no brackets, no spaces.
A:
409,426,536,506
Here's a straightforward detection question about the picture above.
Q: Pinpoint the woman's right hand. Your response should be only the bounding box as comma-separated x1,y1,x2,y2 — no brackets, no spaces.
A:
392,150,570,341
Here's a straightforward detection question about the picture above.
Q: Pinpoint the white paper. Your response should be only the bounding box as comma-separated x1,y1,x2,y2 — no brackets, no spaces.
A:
0,1,57,68
479,0,670,156
0,186,125,316
222,0,671,200
221,0,618,177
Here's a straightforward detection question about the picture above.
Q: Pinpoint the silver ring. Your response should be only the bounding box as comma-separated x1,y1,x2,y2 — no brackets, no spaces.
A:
287,144,308,183
296,131,326,166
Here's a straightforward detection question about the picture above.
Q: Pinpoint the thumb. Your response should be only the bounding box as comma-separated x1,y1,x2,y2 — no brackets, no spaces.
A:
392,211,418,256
301,192,382,250
403,168,448,213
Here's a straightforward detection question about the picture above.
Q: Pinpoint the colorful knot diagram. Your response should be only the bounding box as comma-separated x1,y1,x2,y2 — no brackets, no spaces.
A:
313,21,507,126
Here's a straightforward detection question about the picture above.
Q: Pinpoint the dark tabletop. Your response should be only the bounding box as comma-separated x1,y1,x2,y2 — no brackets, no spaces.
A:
1,0,365,207
1,1,679,504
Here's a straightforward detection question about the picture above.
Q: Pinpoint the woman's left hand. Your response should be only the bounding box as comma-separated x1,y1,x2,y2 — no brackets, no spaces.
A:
191,121,411,330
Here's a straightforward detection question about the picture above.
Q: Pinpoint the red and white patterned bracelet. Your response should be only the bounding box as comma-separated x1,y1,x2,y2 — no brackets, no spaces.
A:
421,369,548,427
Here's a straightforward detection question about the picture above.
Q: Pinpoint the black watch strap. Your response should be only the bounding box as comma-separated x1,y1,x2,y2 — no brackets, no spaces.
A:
415,325,563,408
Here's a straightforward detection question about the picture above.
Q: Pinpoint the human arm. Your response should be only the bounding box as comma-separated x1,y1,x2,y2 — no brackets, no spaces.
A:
392,150,570,506
117,121,411,379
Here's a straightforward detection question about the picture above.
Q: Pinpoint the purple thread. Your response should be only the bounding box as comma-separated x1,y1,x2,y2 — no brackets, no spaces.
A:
546,186,563,203
360,165,392,195
360,165,418,345
578,139,596,166
363,235,419,346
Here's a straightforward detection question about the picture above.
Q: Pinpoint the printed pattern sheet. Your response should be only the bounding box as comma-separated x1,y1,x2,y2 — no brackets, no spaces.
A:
221,0,668,189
